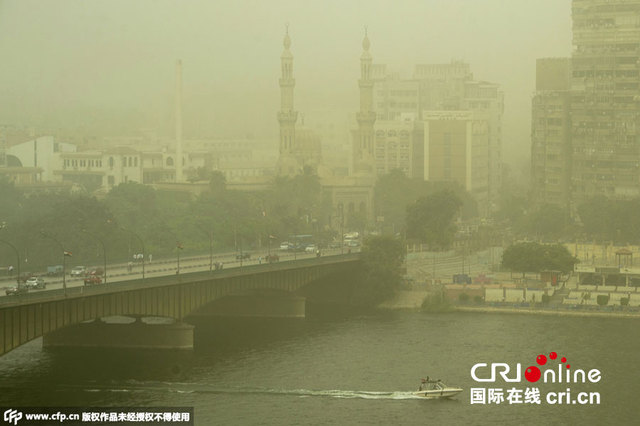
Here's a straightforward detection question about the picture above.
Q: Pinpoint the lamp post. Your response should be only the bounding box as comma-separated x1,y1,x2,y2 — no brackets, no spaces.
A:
197,222,214,273
122,228,145,280
339,204,345,255
0,239,20,284
176,241,184,275
40,231,67,294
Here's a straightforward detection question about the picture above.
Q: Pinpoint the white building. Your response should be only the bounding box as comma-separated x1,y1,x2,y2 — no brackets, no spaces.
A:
6,136,76,182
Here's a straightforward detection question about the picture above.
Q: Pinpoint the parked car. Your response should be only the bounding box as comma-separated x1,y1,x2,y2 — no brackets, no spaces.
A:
25,276,46,289
235,253,251,260
5,284,28,296
70,266,87,277
84,275,102,285
305,244,318,253
346,240,361,248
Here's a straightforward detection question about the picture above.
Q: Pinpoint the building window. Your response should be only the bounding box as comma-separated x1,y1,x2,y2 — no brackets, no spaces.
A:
109,157,114,169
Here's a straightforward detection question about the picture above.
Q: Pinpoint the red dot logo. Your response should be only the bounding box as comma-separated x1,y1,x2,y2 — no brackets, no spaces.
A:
561,357,567,363
550,352,557,360
536,354,547,366
525,366,541,382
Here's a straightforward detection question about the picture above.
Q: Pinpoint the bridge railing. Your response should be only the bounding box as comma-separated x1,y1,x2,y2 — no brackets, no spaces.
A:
0,252,361,307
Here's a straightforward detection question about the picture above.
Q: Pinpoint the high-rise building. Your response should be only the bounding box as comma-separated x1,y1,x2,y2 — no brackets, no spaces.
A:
531,58,573,208
532,1,640,210
364,60,503,215
570,0,640,203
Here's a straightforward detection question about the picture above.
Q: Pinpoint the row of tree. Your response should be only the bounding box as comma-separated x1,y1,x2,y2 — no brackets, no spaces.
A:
0,169,336,272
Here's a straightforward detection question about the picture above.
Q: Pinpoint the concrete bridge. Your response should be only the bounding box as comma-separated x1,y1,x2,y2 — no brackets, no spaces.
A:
0,254,360,356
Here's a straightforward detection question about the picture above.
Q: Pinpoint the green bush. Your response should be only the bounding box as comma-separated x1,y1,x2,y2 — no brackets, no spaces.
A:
541,294,551,305
421,293,453,312
473,295,484,304
596,295,610,306
458,293,470,303
620,297,629,306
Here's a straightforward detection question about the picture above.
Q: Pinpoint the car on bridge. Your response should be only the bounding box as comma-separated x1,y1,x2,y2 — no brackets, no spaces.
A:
279,242,291,250
235,253,251,260
46,265,63,276
5,284,28,296
25,276,46,290
70,266,87,277
84,275,103,285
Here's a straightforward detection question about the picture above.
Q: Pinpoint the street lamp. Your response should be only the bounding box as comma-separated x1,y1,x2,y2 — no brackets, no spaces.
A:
122,228,145,280
339,203,345,255
176,241,183,275
197,222,214,273
0,239,20,284
40,231,67,294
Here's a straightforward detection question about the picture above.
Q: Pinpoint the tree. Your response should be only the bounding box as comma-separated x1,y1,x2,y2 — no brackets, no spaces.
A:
502,242,578,276
208,171,226,194
352,235,405,306
374,170,477,234
406,190,462,249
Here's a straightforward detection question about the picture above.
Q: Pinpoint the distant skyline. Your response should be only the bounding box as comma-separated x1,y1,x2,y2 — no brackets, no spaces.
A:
0,0,572,165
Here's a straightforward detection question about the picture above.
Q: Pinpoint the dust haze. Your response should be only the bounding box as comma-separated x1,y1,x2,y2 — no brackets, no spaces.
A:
0,0,571,167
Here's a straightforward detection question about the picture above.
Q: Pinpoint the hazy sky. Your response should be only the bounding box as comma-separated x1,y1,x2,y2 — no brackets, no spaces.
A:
0,0,572,163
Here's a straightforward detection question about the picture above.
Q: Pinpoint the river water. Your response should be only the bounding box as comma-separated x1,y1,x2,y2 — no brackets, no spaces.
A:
0,307,637,425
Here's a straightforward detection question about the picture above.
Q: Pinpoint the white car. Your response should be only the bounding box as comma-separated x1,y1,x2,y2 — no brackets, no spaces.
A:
280,242,291,250
305,244,318,253
70,266,87,277
25,276,46,289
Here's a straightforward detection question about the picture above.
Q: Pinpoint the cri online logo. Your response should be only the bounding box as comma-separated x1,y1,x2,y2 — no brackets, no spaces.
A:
471,351,601,384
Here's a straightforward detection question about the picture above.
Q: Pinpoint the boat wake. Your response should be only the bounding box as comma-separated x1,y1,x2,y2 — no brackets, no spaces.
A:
77,381,425,400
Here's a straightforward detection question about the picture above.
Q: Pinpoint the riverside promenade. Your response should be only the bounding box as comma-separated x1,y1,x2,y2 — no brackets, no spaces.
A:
456,305,640,319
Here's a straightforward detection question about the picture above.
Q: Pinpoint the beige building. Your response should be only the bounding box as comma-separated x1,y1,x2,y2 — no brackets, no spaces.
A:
532,1,640,211
362,58,503,215
422,111,491,215
531,58,572,208
570,0,640,203
374,118,423,177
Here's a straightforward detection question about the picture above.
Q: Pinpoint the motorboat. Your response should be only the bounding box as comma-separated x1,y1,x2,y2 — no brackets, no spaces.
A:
413,378,462,399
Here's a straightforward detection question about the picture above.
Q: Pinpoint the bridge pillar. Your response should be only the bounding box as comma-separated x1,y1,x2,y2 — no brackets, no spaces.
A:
190,292,306,318
42,317,194,350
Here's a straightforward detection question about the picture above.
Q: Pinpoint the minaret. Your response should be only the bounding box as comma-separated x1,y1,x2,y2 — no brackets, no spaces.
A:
277,25,299,176
175,59,184,182
353,28,376,176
